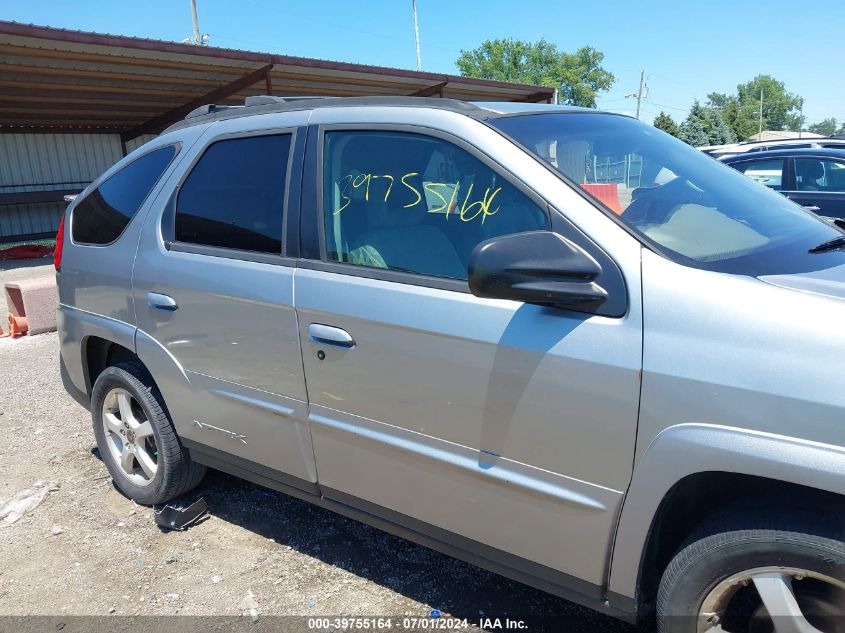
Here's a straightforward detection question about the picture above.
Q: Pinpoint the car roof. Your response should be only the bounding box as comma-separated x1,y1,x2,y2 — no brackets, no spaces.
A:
163,96,612,135
721,147,845,161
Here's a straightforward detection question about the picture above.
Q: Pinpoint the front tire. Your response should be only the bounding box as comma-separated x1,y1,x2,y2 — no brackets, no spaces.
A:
657,516,845,633
91,360,205,505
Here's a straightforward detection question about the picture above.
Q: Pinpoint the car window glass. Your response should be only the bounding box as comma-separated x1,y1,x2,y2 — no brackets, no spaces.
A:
72,145,177,245
795,158,845,192
733,159,785,190
175,134,291,254
321,130,549,280
492,113,845,275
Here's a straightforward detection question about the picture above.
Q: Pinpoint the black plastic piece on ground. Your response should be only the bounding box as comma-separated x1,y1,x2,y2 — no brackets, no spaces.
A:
153,497,208,532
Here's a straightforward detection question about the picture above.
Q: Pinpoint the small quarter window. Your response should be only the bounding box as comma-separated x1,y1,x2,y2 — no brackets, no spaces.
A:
175,134,292,254
321,130,549,280
72,145,177,245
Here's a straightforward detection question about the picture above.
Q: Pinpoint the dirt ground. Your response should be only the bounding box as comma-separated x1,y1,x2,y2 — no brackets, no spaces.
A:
0,313,642,631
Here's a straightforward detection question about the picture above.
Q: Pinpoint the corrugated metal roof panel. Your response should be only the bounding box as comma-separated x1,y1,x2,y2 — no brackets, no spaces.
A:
0,200,62,238
0,132,121,191
124,134,157,153
0,21,554,136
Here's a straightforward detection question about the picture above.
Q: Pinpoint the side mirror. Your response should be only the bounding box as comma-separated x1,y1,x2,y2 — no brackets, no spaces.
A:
468,231,608,313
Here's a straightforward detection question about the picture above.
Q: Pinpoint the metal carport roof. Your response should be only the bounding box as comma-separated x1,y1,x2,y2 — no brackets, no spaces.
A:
0,20,555,143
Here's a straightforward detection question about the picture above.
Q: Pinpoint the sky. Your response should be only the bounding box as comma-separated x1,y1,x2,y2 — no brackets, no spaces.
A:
5,0,844,127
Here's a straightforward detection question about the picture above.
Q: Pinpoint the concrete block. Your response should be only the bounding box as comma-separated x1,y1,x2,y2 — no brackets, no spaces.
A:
5,276,57,335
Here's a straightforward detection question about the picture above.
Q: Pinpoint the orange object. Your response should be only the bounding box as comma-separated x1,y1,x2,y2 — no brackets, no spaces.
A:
8,314,28,337
580,183,624,215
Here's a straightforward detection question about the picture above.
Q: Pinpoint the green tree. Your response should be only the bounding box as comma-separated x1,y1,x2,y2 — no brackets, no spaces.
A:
809,118,838,136
706,78,803,140
735,75,803,132
456,38,614,107
653,111,680,138
678,116,709,147
706,92,736,110
703,107,736,144
678,101,735,146
707,93,754,141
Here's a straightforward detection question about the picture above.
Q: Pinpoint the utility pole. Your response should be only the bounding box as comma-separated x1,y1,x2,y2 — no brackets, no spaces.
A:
190,0,201,46
625,70,647,120
412,0,422,71
798,100,804,138
758,88,764,141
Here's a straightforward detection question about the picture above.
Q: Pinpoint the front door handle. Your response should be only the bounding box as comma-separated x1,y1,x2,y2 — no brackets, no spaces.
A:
147,292,178,312
308,323,355,348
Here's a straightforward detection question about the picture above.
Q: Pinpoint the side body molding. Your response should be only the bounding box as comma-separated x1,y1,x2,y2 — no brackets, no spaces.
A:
608,423,845,603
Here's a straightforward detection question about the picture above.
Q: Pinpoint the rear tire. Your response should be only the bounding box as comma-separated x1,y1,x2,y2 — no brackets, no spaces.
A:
91,360,206,505
657,514,845,633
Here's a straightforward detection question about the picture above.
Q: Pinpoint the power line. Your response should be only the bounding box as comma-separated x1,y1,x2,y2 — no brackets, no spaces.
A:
644,99,690,114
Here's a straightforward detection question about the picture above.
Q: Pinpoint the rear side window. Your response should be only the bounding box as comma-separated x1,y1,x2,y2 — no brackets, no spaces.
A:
72,145,177,245
175,134,292,254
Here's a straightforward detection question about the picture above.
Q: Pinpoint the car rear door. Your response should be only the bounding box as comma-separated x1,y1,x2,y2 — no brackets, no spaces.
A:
293,108,644,592
786,156,845,219
132,112,319,491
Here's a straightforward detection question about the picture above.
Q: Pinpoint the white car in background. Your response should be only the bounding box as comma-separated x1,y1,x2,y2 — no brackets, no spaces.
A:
702,137,845,160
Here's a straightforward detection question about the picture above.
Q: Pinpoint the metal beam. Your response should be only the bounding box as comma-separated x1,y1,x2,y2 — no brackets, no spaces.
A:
121,63,273,141
518,90,555,103
0,188,83,206
409,82,447,98
0,126,122,134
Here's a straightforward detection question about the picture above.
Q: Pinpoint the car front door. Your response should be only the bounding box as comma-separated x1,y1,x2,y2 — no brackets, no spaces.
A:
293,110,644,594
786,157,845,219
132,112,318,491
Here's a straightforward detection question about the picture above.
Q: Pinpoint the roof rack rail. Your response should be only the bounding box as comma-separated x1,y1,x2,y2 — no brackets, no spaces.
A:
183,96,335,121
244,95,336,107
184,104,241,120
169,96,486,132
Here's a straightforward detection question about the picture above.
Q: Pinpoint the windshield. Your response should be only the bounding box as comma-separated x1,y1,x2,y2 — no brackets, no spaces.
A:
490,112,845,275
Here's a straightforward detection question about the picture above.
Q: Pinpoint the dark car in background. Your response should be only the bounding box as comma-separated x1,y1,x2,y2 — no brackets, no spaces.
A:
722,148,845,219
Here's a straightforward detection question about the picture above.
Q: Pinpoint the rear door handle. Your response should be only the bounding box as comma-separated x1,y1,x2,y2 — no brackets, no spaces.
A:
308,323,355,348
803,205,821,212
147,292,178,311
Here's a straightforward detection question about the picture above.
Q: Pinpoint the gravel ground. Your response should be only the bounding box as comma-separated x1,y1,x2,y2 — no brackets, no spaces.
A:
0,326,644,632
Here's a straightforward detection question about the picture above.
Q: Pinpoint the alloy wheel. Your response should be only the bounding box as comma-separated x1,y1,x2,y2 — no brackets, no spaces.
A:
101,387,159,486
698,566,845,633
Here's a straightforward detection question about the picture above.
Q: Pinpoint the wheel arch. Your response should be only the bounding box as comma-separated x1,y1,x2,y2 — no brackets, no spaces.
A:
607,423,845,617
83,335,139,396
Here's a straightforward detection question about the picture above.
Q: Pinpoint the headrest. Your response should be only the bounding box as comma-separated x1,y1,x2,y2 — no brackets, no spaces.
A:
799,160,824,180
365,194,427,228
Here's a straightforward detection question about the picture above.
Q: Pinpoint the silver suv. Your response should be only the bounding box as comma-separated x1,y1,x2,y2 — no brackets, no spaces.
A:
56,96,845,632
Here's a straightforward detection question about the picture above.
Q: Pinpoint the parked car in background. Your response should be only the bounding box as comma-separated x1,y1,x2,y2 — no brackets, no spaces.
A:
702,137,845,160
57,96,845,633
722,148,845,218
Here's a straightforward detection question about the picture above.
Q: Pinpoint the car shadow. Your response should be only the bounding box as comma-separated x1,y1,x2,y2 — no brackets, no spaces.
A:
189,469,644,633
